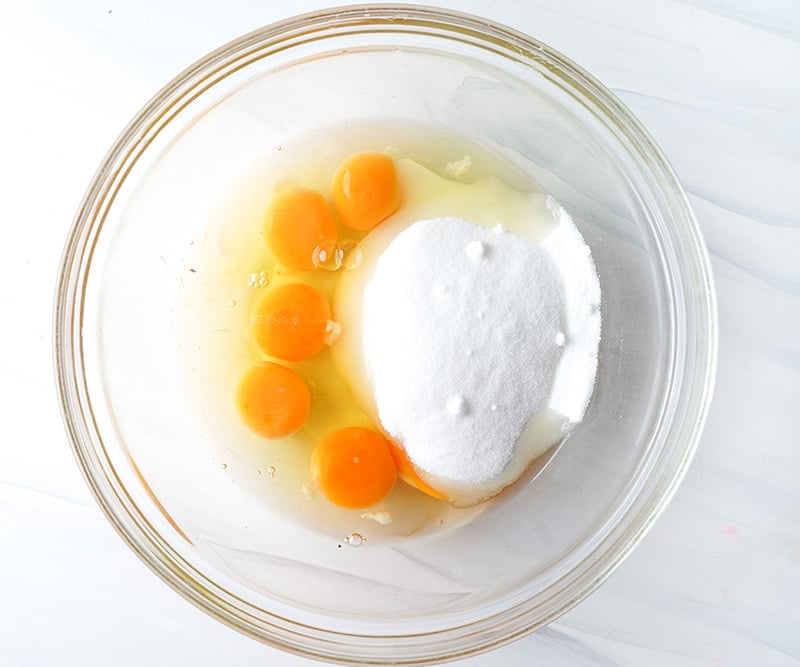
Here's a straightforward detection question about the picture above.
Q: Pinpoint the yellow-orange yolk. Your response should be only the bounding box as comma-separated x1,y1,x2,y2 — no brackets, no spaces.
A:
331,152,400,231
265,188,337,271
251,283,331,362
311,427,397,508
236,363,311,438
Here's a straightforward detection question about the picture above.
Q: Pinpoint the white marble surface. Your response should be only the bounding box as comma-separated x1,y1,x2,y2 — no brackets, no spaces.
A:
1,0,798,665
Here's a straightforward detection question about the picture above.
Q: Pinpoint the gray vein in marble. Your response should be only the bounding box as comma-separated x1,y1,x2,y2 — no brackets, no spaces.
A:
676,0,800,41
614,87,798,133
686,186,799,231
698,228,800,297
692,603,800,661
557,620,721,665
0,479,96,511
201,538,473,613
614,90,800,231
538,626,622,666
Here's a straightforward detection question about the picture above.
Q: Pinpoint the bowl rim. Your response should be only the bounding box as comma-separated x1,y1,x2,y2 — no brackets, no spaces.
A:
53,4,718,664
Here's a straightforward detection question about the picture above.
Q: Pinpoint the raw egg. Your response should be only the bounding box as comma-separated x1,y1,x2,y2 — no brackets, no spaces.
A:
311,426,397,509
331,152,400,231
265,188,337,271
236,363,311,438
251,282,331,362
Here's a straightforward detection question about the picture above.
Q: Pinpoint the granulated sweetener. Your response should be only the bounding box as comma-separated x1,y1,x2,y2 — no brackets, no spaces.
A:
362,212,600,487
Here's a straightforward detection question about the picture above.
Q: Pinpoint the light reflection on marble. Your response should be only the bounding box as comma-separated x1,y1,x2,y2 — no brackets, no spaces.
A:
1,0,797,665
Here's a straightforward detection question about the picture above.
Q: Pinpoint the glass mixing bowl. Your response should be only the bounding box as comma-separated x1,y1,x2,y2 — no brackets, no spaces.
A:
54,5,717,664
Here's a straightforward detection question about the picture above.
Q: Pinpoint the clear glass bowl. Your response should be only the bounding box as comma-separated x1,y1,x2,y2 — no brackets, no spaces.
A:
54,5,717,665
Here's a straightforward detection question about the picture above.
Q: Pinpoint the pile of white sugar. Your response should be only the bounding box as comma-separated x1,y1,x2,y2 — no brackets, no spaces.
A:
361,211,601,486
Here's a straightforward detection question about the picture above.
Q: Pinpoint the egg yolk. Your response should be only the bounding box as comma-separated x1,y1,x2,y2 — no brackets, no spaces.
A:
251,283,331,362
331,152,399,231
236,363,311,438
265,188,337,271
311,427,398,508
